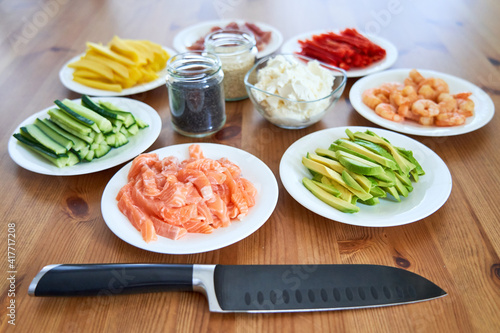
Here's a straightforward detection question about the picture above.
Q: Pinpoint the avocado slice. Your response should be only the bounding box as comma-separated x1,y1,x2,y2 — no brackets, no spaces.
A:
321,176,352,202
382,186,401,202
302,178,360,213
302,157,372,201
334,138,399,170
335,150,385,176
353,131,415,175
311,179,341,197
308,151,372,192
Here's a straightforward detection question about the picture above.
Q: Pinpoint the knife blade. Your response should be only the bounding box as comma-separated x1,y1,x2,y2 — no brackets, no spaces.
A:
28,264,446,313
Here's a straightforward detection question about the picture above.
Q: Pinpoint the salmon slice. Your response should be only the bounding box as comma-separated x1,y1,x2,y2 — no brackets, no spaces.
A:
189,144,204,159
219,157,241,178
182,218,214,234
151,216,187,240
161,204,198,225
184,158,225,173
177,168,214,200
117,186,157,243
206,193,230,227
141,165,161,196
223,169,249,219
128,153,158,181
240,177,257,207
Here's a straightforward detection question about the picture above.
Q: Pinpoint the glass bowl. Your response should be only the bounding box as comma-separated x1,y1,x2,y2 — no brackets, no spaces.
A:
244,54,347,129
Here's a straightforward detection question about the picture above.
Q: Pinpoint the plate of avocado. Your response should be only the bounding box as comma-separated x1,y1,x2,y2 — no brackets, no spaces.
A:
279,126,452,227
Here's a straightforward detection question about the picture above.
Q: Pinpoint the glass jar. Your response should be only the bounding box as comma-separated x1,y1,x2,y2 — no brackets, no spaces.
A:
166,51,226,137
205,30,257,101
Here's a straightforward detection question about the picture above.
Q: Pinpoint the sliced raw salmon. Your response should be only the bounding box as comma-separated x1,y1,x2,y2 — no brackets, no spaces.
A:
117,144,257,242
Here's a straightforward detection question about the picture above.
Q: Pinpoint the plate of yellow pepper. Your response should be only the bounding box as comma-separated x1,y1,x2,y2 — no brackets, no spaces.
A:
59,36,175,96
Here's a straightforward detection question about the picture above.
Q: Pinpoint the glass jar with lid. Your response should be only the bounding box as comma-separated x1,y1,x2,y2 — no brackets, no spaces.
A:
166,51,226,137
205,30,257,101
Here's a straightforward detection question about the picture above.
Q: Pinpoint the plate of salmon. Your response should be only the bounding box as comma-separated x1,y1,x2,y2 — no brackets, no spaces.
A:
101,143,279,254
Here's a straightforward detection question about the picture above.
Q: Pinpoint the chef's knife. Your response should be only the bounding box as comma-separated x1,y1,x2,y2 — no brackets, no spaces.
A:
29,264,446,313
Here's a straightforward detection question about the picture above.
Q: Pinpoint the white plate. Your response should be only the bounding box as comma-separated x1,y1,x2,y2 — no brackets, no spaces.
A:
349,69,495,136
279,126,452,227
8,97,162,175
101,143,279,254
59,47,175,96
173,19,283,58
281,30,398,78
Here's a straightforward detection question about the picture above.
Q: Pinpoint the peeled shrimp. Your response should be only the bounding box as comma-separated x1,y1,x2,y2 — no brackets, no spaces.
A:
435,112,466,127
390,85,418,106
437,93,458,114
362,88,390,109
417,78,450,101
374,103,403,122
454,92,474,117
412,99,440,117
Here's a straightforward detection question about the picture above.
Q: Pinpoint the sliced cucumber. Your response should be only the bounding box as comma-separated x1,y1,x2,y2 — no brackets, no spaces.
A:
41,119,88,151
61,99,113,133
54,99,93,124
13,133,69,167
48,108,93,137
81,95,120,120
34,118,73,151
98,101,136,127
22,124,67,155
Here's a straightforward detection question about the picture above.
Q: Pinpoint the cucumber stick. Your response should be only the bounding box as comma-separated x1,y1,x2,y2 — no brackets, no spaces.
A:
14,97,148,168
61,99,113,133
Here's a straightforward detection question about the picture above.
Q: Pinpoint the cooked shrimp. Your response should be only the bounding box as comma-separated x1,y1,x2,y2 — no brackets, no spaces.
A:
409,69,425,85
435,112,466,126
362,88,390,109
417,78,449,101
454,92,474,117
379,82,404,94
437,93,458,114
390,85,418,106
374,103,403,122
412,99,440,117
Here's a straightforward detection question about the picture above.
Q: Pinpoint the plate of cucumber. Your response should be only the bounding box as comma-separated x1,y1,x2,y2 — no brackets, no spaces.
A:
8,96,162,176
279,126,452,227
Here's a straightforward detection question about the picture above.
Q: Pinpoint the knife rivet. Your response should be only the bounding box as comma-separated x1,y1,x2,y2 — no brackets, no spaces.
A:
257,291,264,305
383,286,391,299
345,288,353,301
283,290,290,304
358,287,366,300
320,289,328,302
333,288,341,302
295,290,303,303
308,290,315,302
244,292,251,305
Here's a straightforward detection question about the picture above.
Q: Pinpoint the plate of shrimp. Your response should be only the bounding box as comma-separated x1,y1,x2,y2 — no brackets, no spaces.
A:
349,69,495,136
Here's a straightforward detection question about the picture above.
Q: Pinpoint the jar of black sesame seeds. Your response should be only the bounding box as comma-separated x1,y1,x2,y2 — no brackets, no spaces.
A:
166,51,226,137
205,30,257,101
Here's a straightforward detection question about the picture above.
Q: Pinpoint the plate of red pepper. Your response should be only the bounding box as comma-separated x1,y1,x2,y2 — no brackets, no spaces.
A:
281,28,398,78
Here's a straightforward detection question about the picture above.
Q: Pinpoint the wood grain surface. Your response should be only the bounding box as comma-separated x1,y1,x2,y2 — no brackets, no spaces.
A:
1,0,499,332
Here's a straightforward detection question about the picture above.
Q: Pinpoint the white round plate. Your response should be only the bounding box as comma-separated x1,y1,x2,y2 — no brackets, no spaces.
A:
59,47,175,96
8,97,162,176
101,143,279,254
279,126,452,227
173,19,283,58
349,69,495,136
281,30,398,78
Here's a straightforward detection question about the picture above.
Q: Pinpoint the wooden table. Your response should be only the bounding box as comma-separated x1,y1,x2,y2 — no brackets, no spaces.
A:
1,0,499,331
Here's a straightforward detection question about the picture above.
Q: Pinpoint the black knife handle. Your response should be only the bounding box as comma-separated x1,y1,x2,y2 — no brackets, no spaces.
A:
29,264,194,297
